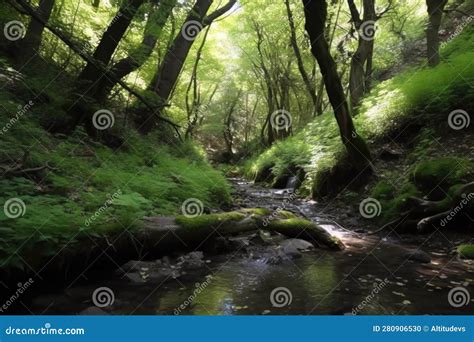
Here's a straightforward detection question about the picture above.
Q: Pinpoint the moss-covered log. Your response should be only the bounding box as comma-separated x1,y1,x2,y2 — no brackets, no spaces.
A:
137,209,344,251
374,182,474,234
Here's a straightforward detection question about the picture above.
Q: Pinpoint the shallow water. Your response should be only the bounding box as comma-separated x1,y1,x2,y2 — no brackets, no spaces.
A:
29,180,474,315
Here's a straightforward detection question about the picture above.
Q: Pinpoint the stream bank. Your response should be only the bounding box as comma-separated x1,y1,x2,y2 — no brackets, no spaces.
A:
17,179,474,315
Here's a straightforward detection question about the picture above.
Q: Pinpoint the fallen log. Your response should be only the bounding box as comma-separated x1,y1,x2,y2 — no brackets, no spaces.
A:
373,182,474,234
136,209,345,252
0,209,344,287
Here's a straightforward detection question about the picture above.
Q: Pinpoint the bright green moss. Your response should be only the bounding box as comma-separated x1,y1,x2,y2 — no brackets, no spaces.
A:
411,158,473,193
241,208,272,216
266,218,312,230
175,212,246,230
458,245,474,259
277,210,298,219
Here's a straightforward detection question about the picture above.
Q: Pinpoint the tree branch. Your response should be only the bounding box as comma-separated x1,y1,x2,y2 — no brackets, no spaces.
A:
203,0,237,26
8,0,182,137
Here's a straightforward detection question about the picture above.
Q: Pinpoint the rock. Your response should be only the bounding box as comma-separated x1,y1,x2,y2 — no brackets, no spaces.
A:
406,250,431,264
279,239,314,257
177,251,205,269
117,259,180,283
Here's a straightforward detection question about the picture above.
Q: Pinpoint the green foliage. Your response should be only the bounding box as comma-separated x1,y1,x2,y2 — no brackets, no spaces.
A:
0,91,231,271
458,244,474,259
247,27,474,198
411,158,473,193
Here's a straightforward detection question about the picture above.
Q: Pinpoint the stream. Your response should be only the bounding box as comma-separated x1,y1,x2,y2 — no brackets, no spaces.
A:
29,179,474,315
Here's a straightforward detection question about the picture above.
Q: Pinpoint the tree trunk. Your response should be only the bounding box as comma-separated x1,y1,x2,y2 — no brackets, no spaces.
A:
284,0,318,113
426,0,448,67
92,0,100,9
302,0,372,171
348,0,376,110
7,0,181,137
77,0,145,91
94,0,177,102
19,0,56,62
149,0,236,131
68,0,145,132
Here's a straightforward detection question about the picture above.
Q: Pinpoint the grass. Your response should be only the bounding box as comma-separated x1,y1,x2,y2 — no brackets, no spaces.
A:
0,63,231,271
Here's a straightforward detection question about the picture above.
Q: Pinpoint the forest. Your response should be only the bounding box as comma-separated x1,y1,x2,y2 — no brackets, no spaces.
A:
0,0,473,315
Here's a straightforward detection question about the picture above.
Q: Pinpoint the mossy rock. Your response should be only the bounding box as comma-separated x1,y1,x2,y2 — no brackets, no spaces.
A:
411,158,473,199
458,244,474,259
371,181,396,200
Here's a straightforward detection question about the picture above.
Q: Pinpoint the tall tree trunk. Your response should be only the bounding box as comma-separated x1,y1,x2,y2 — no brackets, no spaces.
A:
69,0,145,132
302,0,371,171
145,0,236,132
348,0,376,110
426,0,448,67
94,0,177,102
19,0,56,62
92,0,100,9
77,0,145,91
185,25,213,139
284,0,318,114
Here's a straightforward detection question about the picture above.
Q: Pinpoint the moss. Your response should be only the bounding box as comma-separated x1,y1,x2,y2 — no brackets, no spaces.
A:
375,183,422,223
175,212,246,230
411,158,473,193
458,245,474,259
372,181,396,200
266,218,312,230
277,210,298,219
241,208,272,216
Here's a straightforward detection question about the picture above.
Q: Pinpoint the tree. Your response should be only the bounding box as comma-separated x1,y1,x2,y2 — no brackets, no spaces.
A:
69,0,146,132
347,0,393,109
184,25,216,139
19,0,56,62
76,0,146,92
426,0,448,67
284,0,318,114
301,0,371,171
347,0,376,110
151,0,237,109
94,0,178,102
